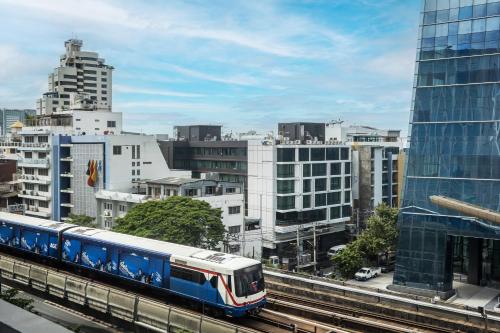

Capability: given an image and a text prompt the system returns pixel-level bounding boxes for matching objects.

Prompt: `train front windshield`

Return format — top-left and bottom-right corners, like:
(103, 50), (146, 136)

(234, 264), (264, 297)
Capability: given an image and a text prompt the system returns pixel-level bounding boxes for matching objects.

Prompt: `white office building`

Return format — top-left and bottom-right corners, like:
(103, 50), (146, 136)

(247, 139), (352, 264)
(37, 39), (113, 115)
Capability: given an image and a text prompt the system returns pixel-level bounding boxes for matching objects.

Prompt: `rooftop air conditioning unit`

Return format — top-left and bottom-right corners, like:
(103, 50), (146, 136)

(306, 140), (313, 145)
(294, 140), (301, 144)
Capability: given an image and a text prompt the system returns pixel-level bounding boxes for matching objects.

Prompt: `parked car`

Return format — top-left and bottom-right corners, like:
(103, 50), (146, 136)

(354, 267), (381, 281)
(327, 244), (346, 258)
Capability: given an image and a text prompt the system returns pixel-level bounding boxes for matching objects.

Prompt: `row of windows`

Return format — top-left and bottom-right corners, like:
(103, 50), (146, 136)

(413, 84), (500, 122)
(275, 206), (351, 226)
(174, 159), (247, 173)
(182, 147), (247, 157)
(24, 136), (48, 144)
(418, 54), (500, 86)
(278, 176), (351, 194)
(277, 162), (351, 179)
(24, 183), (49, 192)
(277, 147), (350, 162)
(423, 17), (500, 38)
(24, 199), (49, 208)
(423, 3), (500, 25)
(277, 191), (351, 210)
(23, 168), (49, 176)
(424, 0), (500, 13)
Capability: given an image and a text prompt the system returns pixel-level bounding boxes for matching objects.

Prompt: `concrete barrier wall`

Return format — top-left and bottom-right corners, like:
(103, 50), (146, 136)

(29, 266), (48, 292)
(46, 271), (66, 299)
(0, 257), (14, 280)
(0, 255), (258, 333)
(13, 262), (30, 285)
(65, 277), (87, 305)
(85, 283), (109, 313)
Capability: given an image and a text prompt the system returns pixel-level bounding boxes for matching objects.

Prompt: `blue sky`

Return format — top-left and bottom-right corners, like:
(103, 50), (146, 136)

(0, 0), (421, 135)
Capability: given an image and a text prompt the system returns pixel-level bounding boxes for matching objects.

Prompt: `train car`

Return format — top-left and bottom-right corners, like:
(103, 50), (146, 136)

(0, 212), (74, 259)
(61, 226), (266, 317)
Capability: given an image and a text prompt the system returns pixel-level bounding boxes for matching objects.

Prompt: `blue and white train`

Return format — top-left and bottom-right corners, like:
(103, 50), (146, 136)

(0, 212), (266, 317)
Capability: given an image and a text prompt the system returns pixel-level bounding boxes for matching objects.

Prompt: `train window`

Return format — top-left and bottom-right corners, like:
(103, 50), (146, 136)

(234, 264), (264, 297)
(227, 275), (232, 291)
(171, 266), (206, 284)
(210, 275), (218, 289)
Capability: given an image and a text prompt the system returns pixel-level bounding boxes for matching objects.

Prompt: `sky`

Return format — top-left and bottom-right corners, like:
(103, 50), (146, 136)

(0, 0), (421, 136)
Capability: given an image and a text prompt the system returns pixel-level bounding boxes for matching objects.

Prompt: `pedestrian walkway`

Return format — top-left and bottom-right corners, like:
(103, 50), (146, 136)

(449, 281), (500, 310)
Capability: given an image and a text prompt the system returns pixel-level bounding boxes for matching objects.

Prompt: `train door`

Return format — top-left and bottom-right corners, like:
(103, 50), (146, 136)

(203, 274), (218, 304)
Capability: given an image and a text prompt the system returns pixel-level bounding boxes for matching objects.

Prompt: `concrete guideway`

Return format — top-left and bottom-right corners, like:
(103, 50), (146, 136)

(264, 269), (500, 332)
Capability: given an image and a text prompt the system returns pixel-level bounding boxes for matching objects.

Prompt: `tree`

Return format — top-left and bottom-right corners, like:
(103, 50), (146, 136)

(332, 203), (398, 278)
(0, 288), (34, 311)
(113, 196), (225, 249)
(67, 214), (95, 227)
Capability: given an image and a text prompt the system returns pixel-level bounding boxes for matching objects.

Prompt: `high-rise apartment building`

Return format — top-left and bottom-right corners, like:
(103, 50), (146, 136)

(393, 0), (500, 296)
(37, 39), (113, 115)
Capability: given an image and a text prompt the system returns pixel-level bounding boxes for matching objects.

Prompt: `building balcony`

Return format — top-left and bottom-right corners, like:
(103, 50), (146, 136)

(18, 175), (51, 185)
(19, 190), (51, 201)
(18, 158), (50, 168)
(60, 188), (73, 193)
(60, 172), (73, 178)
(24, 207), (51, 218)
(17, 143), (51, 151)
(60, 156), (73, 162)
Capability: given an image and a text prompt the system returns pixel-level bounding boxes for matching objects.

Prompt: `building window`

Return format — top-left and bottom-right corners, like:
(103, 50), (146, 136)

(25, 168), (35, 175)
(38, 184), (49, 192)
(311, 148), (325, 161)
(331, 163), (341, 175)
(226, 187), (236, 193)
(228, 225), (241, 234)
(345, 176), (351, 188)
(38, 136), (48, 143)
(136, 170), (140, 176)
(104, 202), (113, 210)
(277, 196), (295, 210)
(299, 148), (309, 161)
(303, 179), (311, 192)
(277, 164), (294, 178)
(344, 162), (351, 174)
(119, 205), (127, 212)
(132, 162), (135, 167)
(185, 189), (197, 196)
(229, 206), (241, 215)
(277, 148), (295, 162)
(345, 191), (351, 203)
(327, 192), (341, 205)
(303, 195), (311, 209)
(132, 146), (135, 159)
(205, 186), (215, 195)
(107, 121), (116, 128)
(342, 205), (352, 218)
(38, 169), (49, 176)
(38, 152), (47, 159)
(25, 152), (32, 159)
(132, 170), (135, 176)
(24, 136), (34, 143)
(136, 145), (141, 159)
(341, 147), (349, 160)
(26, 199), (35, 206)
(312, 163), (326, 176)
(25, 183), (35, 191)
(303, 164), (311, 177)
(331, 177), (341, 190)
(315, 193), (326, 207)
(326, 148), (339, 160)
(330, 206), (341, 219)
(113, 145), (121, 155)
(315, 178), (327, 191)
(277, 180), (294, 194)
(38, 201), (49, 208)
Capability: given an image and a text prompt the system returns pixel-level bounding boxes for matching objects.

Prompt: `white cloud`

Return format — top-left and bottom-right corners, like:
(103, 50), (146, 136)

(114, 84), (204, 98)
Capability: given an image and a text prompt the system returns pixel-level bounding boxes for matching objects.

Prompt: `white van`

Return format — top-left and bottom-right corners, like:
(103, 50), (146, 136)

(327, 244), (346, 258)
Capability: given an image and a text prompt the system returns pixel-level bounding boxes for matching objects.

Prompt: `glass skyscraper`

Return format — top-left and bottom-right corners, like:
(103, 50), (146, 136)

(393, 0), (500, 295)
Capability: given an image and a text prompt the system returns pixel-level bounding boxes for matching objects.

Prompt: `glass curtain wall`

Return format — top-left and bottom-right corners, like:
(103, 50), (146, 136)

(394, 0), (500, 293)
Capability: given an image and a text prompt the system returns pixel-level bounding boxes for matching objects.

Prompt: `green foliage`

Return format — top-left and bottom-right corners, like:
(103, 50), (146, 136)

(67, 214), (95, 227)
(113, 196), (225, 249)
(0, 288), (34, 311)
(333, 203), (398, 278)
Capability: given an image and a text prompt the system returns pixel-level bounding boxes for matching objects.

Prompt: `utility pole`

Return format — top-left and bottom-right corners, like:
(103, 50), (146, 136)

(296, 226), (300, 272)
(313, 224), (317, 274)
